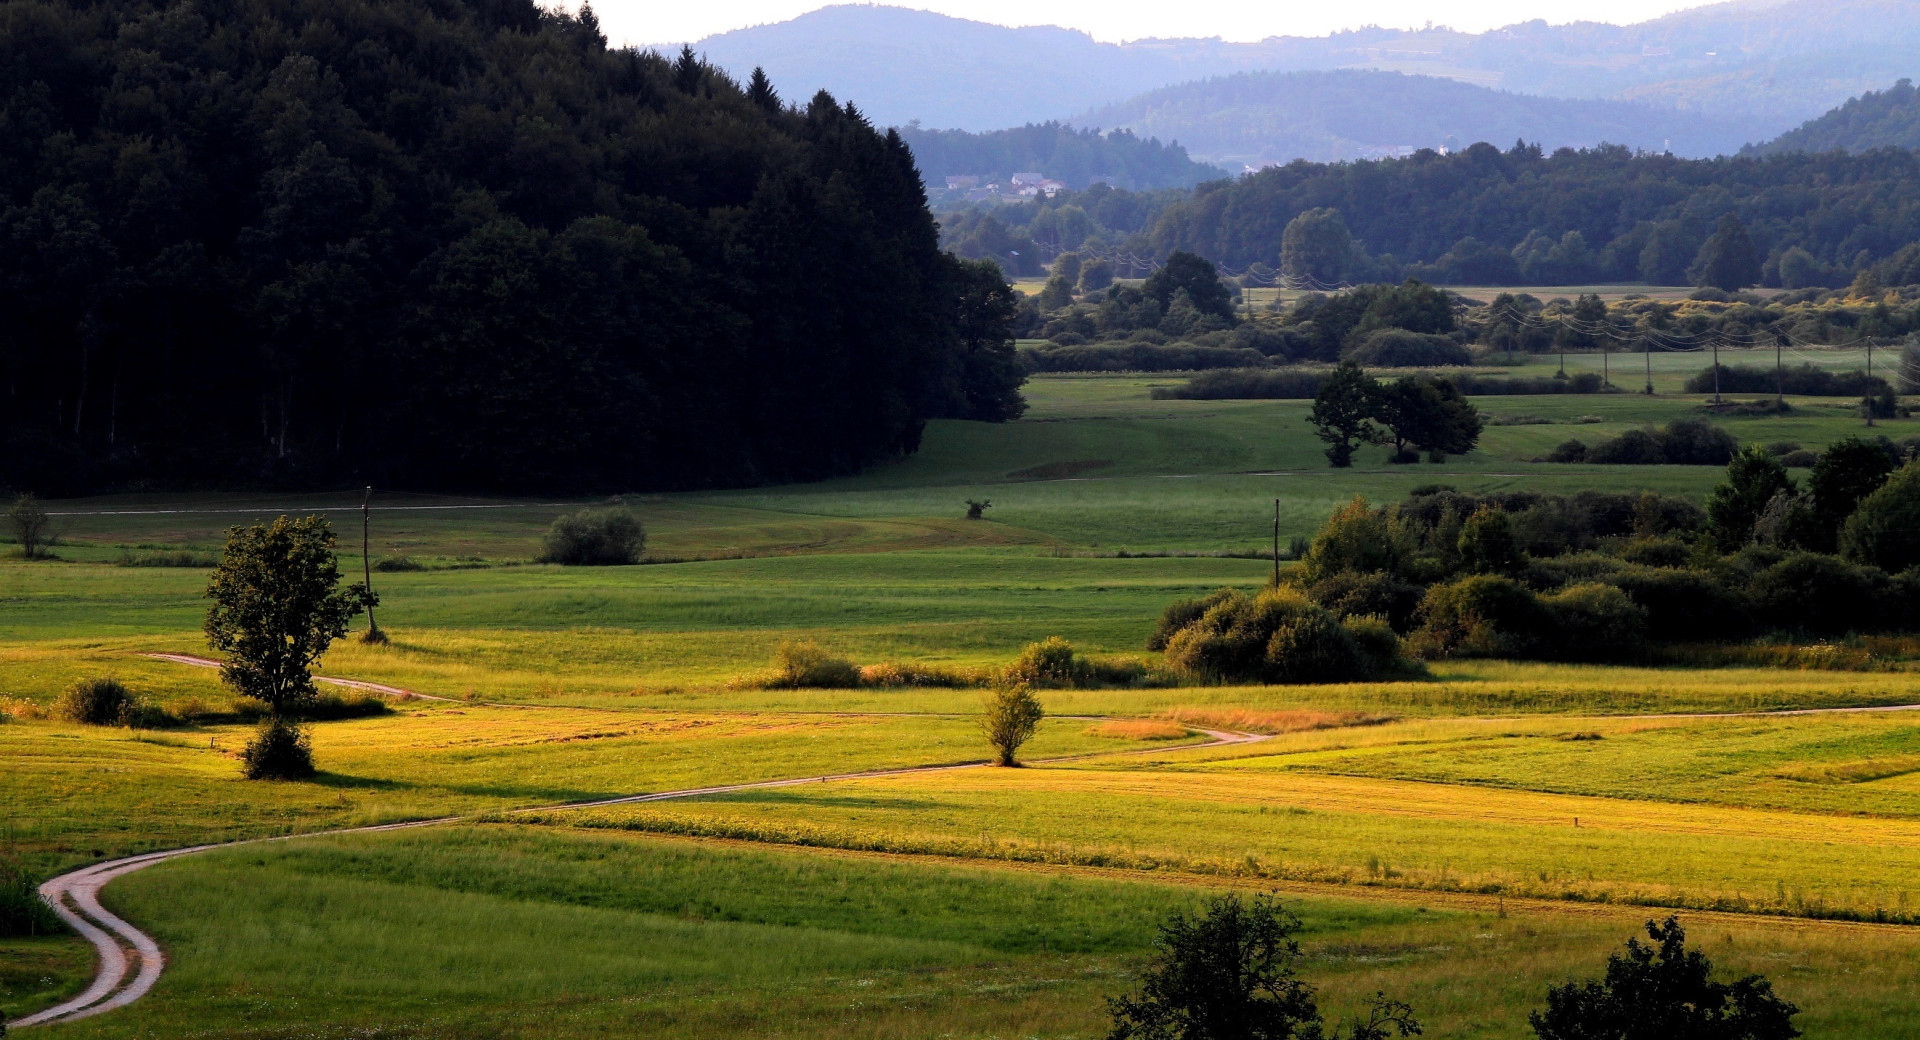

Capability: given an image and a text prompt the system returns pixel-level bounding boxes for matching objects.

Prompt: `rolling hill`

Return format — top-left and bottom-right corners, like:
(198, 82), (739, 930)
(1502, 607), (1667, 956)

(1744, 79), (1920, 156)
(1075, 69), (1775, 165)
(684, 1), (1920, 135)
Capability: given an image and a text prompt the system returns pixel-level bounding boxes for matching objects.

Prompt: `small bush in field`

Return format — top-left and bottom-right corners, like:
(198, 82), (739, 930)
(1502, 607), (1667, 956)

(296, 690), (392, 720)
(858, 661), (988, 688)
(1004, 636), (1088, 687)
(53, 677), (134, 726)
(768, 640), (862, 689)
(240, 718), (316, 780)
(537, 508), (645, 565)
(981, 683), (1044, 766)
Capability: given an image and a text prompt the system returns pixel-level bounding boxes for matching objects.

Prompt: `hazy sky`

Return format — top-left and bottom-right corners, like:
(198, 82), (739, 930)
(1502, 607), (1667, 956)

(608, 0), (1725, 47)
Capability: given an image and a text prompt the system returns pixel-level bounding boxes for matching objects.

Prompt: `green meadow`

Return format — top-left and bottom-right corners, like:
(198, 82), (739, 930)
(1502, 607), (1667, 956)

(8, 364), (1920, 1036)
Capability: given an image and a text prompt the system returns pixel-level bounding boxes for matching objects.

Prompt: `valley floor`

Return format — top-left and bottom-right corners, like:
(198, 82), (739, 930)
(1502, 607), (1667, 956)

(7, 363), (1920, 1036)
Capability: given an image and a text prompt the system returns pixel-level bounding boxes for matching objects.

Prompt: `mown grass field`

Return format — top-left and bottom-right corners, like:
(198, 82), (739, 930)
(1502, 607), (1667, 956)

(7, 364), (1920, 1035)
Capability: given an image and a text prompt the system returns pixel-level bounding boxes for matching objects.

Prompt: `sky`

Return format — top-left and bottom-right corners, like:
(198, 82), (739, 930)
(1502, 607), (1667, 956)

(604, 0), (1727, 48)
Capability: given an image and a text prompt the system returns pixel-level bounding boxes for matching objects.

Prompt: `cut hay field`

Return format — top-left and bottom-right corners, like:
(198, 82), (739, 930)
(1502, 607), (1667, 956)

(7, 368), (1920, 1036)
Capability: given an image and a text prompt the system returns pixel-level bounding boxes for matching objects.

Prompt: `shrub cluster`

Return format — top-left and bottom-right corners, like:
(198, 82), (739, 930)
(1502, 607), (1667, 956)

(1683, 363), (1890, 397)
(759, 640), (863, 689)
(1156, 587), (1420, 684)
(1150, 367), (1611, 401)
(1546, 418), (1738, 465)
(1019, 342), (1268, 373)
(1343, 328), (1472, 367)
(1161, 460), (1920, 671)
(537, 508), (645, 566)
(737, 637), (1150, 691)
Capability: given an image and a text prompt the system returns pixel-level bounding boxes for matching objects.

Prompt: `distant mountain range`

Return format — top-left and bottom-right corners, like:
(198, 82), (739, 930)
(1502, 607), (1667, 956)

(1075, 69), (1776, 166)
(1744, 79), (1920, 156)
(687, 0), (1920, 136)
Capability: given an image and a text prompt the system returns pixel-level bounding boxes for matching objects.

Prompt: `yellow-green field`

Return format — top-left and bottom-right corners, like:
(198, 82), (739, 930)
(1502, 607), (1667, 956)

(7, 368), (1920, 1037)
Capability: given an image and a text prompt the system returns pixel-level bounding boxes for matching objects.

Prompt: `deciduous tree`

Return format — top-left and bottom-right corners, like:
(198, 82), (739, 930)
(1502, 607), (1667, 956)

(1531, 917), (1799, 1040)
(1310, 361), (1384, 468)
(981, 683), (1043, 766)
(204, 516), (374, 777)
(1107, 893), (1421, 1040)
(1706, 445), (1794, 551)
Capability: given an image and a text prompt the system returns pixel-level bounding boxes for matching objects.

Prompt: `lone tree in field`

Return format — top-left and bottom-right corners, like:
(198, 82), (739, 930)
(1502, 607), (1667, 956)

(7, 494), (51, 559)
(1107, 892), (1421, 1040)
(1531, 917), (1798, 1040)
(982, 683), (1044, 766)
(205, 515), (374, 779)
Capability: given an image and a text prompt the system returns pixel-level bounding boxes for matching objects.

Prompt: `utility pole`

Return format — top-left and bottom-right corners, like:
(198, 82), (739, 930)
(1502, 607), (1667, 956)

(1866, 337), (1878, 427)
(1272, 499), (1281, 587)
(1712, 335), (1721, 405)
(1775, 331), (1785, 407)
(361, 486), (383, 643)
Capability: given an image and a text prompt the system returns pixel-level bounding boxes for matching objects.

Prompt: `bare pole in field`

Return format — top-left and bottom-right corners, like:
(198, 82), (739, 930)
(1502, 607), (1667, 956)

(1775, 330), (1785, 407)
(1712, 336), (1721, 404)
(361, 486), (380, 639)
(1272, 498), (1281, 587)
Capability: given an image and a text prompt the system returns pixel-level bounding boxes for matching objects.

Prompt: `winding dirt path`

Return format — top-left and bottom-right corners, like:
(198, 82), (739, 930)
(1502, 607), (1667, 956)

(15, 663), (1264, 1028)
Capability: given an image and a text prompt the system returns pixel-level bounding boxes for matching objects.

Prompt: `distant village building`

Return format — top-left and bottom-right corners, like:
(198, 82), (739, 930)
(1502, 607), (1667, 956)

(945, 175), (980, 191)
(1036, 179), (1067, 197)
(1009, 171), (1047, 187)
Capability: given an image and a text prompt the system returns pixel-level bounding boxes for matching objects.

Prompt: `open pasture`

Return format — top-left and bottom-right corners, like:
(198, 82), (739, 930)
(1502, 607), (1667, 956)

(30, 826), (1920, 1039)
(8, 369), (1920, 1035)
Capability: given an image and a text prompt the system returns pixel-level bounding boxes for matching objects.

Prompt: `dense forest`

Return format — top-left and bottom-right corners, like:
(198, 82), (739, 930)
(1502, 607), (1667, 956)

(896, 123), (1221, 194)
(949, 140), (1920, 288)
(0, 0), (1025, 495)
(1746, 79), (1920, 157)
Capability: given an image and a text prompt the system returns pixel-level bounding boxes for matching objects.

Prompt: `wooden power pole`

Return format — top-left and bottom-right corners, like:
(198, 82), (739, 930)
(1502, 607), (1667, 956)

(361, 486), (382, 641)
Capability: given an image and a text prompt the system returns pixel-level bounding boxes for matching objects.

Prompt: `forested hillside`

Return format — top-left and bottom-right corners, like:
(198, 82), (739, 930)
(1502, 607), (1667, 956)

(1746, 80), (1920, 157)
(897, 123), (1221, 192)
(1075, 70), (1772, 165)
(954, 144), (1920, 287)
(1151, 145), (1920, 282)
(0, 0), (1025, 495)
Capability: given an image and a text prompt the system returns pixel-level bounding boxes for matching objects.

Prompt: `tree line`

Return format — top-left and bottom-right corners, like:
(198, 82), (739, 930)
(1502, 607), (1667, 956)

(945, 142), (1920, 291)
(0, 0), (1025, 495)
